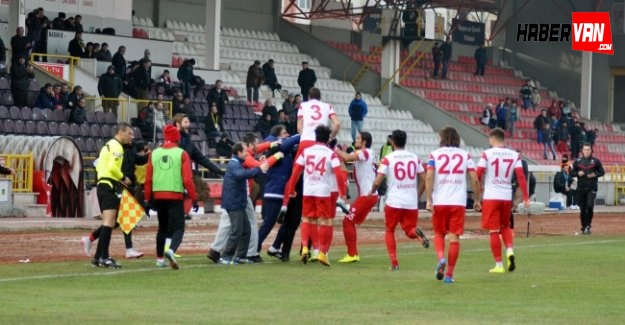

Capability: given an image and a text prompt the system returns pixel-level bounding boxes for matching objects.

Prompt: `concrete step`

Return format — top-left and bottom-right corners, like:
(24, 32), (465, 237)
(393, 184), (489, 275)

(13, 192), (39, 205)
(23, 204), (48, 218)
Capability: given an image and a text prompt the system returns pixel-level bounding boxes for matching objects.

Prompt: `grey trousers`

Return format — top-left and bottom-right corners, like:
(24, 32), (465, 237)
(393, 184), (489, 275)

(211, 197), (259, 256)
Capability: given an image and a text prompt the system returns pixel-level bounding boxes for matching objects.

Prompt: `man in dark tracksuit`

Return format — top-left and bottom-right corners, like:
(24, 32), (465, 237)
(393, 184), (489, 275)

(571, 143), (604, 234)
(219, 143), (267, 264)
(297, 61), (316, 101)
(257, 127), (300, 258)
(145, 125), (197, 269)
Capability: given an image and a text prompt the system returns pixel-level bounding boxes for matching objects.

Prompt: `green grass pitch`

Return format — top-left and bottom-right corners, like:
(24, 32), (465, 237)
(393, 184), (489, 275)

(0, 236), (623, 324)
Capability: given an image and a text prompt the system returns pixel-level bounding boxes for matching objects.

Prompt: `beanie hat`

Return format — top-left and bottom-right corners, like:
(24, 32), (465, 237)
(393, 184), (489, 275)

(163, 125), (180, 143)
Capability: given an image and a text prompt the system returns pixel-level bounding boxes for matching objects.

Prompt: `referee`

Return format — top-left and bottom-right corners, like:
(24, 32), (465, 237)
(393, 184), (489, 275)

(93, 123), (134, 268)
(571, 143), (604, 235)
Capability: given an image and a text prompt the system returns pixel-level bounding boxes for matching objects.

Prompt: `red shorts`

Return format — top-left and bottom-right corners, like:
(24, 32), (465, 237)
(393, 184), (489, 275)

(295, 140), (316, 160)
(330, 192), (339, 218)
(303, 195), (334, 219)
(432, 205), (466, 236)
(348, 195), (378, 225)
(481, 200), (513, 230)
(384, 205), (418, 232)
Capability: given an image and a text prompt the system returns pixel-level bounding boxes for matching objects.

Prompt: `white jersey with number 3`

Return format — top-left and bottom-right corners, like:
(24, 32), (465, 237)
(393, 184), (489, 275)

(377, 150), (424, 209)
(477, 147), (522, 200)
(297, 99), (336, 142)
(295, 144), (340, 197)
(354, 148), (376, 196)
(427, 147), (475, 206)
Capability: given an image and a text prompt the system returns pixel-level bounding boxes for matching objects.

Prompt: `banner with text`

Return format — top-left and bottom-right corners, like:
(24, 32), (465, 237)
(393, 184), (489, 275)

(451, 19), (485, 46)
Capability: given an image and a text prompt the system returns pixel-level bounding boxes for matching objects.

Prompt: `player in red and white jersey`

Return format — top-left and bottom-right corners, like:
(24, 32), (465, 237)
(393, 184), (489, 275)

(334, 131), (379, 263)
(285, 125), (346, 266)
(425, 126), (482, 283)
(476, 128), (530, 274)
(368, 130), (429, 271)
(295, 87), (341, 159)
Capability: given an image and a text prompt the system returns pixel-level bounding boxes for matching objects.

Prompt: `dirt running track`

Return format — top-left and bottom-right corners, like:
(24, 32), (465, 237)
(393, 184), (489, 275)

(1, 211), (623, 265)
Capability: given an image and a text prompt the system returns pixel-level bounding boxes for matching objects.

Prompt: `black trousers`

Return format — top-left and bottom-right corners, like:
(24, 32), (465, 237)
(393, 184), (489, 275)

(270, 192), (303, 259)
(257, 198), (282, 253)
(301, 87), (311, 101)
(475, 63), (485, 76)
(155, 199), (185, 258)
(576, 190), (596, 230)
(222, 209), (250, 259)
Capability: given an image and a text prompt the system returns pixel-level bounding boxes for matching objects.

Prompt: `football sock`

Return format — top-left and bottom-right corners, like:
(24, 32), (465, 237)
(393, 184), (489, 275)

(500, 227), (514, 249)
(90, 226), (101, 242)
(489, 232), (502, 263)
(342, 217), (358, 256)
(406, 228), (417, 239)
(300, 222), (310, 247)
(170, 228), (185, 252)
(385, 229), (398, 265)
(156, 230), (166, 258)
(434, 235), (445, 260)
(310, 223), (319, 249)
(98, 226), (113, 259)
(319, 225), (333, 253)
(123, 231), (133, 249)
(447, 241), (460, 277)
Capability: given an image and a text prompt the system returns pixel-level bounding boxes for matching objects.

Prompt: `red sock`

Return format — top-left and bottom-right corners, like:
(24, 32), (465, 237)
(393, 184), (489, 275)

(406, 228), (417, 239)
(446, 241), (460, 277)
(300, 222), (310, 247)
(319, 225), (333, 253)
(489, 232), (502, 263)
(310, 222), (319, 249)
(342, 218), (358, 256)
(500, 227), (514, 249)
(434, 235), (445, 260)
(89, 233), (96, 242)
(385, 229), (398, 265)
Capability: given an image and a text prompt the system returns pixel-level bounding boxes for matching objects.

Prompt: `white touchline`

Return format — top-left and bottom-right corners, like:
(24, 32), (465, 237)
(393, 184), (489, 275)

(0, 239), (621, 283)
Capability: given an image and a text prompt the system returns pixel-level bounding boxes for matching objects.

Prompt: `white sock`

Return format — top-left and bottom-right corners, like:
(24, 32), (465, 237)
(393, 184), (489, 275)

(165, 238), (172, 248)
(157, 258), (164, 263)
(506, 248), (514, 255)
(312, 249), (319, 256)
(268, 246), (280, 253)
(496, 261), (503, 267)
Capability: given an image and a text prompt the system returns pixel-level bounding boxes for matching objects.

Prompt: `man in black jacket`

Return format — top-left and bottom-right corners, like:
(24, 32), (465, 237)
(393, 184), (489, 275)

(206, 80), (229, 116)
(10, 57), (34, 107)
(173, 113), (224, 178)
(297, 61), (316, 101)
(571, 143), (604, 234)
(10, 27), (31, 63)
(553, 164), (573, 208)
(67, 31), (85, 58)
(98, 65), (123, 115)
(262, 59), (281, 97)
(112, 46), (126, 79)
(439, 37), (452, 79)
(133, 59), (151, 99)
(474, 44), (487, 76)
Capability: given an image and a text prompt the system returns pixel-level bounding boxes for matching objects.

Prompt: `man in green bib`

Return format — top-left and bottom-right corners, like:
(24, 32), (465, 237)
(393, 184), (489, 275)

(145, 125), (197, 269)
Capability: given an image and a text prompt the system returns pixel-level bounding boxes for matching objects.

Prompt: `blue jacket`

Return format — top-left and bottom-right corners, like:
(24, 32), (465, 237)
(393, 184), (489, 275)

(221, 156), (261, 211)
(263, 134), (300, 201)
(348, 99), (368, 121)
(35, 88), (54, 109)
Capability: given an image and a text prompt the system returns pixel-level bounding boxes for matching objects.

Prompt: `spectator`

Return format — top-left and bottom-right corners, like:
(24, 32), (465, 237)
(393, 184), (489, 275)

(481, 103), (494, 127)
(9, 57), (34, 107)
(561, 100), (572, 119)
(508, 101), (518, 136)
(139, 102), (157, 140)
(254, 113), (275, 138)
(216, 134), (234, 157)
(98, 65), (123, 115)
(554, 164), (574, 209)
(52, 12), (66, 30)
(519, 79), (533, 110)
(474, 44), (487, 76)
(35, 83), (55, 109)
(297, 61), (316, 101)
(547, 100), (560, 119)
(95, 42), (112, 61)
(205, 103), (224, 138)
(133, 59), (151, 99)
(158, 69), (174, 95)
(83, 42), (96, 58)
(495, 100), (507, 130)
(181, 96), (194, 121)
(440, 37), (452, 79)
(570, 121), (583, 158)
(67, 31), (84, 58)
(586, 128), (598, 148)
(74, 15), (84, 32)
(154, 102), (166, 131)
(112, 46), (126, 78)
(10, 27), (31, 63)
(531, 87), (541, 110)
(541, 123), (557, 160)
(170, 94), (193, 121)
(64, 16), (75, 31)
(172, 91), (185, 115)
(431, 42), (441, 78)
(93, 43), (101, 54)
(0, 36), (5, 65)
(51, 84), (64, 110)
(549, 115), (560, 141)
(261, 98), (278, 122)
(177, 58), (195, 98)
(25, 8), (45, 59)
(246, 60), (264, 104)
(206, 80), (229, 116)
(69, 98), (87, 124)
(59, 83), (70, 108)
(533, 109), (549, 143)
(277, 109), (296, 136)
(557, 121), (570, 154)
(282, 93), (297, 121)
(348, 92), (368, 142)
(66, 85), (84, 110)
(262, 59), (281, 97)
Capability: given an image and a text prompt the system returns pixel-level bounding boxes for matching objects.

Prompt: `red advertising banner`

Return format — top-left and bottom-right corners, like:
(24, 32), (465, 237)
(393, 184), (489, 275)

(36, 63), (65, 79)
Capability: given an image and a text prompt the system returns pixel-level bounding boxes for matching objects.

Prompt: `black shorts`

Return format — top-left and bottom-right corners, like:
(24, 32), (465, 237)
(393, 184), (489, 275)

(97, 183), (120, 211)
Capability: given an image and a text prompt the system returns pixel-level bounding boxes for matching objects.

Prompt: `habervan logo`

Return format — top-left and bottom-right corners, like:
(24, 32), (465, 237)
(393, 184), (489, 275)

(516, 12), (614, 55)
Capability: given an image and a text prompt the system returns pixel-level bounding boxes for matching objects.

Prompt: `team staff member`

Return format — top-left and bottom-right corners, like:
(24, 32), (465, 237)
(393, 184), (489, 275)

(145, 125), (197, 270)
(93, 123), (134, 268)
(368, 130), (429, 271)
(334, 131), (378, 263)
(426, 126), (481, 283)
(571, 143), (604, 235)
